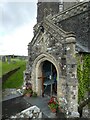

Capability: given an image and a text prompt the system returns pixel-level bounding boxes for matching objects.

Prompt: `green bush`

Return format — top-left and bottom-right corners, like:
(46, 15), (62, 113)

(24, 88), (33, 95)
(77, 53), (90, 103)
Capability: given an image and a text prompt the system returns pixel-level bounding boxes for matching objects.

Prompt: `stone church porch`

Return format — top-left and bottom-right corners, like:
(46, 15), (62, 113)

(24, 30), (79, 117)
(23, 2), (83, 116)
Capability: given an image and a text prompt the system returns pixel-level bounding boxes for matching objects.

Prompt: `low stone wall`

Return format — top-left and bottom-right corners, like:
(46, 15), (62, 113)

(10, 106), (42, 119)
(2, 67), (20, 82)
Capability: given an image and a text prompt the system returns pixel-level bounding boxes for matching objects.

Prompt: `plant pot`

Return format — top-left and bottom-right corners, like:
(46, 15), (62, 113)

(50, 108), (56, 113)
(25, 93), (32, 97)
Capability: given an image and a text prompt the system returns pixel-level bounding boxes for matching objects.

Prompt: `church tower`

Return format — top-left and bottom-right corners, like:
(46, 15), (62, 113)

(63, 1), (79, 10)
(37, 1), (79, 23)
(37, 1), (59, 23)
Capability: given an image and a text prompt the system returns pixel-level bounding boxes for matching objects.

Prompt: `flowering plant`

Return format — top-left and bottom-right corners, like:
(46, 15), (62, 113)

(23, 82), (33, 97)
(48, 96), (59, 110)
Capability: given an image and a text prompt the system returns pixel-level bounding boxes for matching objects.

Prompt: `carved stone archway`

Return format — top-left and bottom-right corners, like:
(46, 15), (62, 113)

(31, 53), (62, 98)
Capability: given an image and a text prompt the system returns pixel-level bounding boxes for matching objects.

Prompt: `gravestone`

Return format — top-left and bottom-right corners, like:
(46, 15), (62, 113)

(7, 56), (11, 64)
(2, 56), (6, 62)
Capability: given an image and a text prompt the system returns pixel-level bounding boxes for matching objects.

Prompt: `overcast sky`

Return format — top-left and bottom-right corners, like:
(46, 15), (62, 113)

(0, 1), (37, 56)
(0, 0), (85, 56)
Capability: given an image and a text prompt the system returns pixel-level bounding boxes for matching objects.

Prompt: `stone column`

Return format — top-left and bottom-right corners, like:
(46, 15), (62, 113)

(65, 33), (79, 117)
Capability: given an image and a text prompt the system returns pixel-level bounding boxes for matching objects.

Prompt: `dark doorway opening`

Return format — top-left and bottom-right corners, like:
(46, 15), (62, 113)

(42, 60), (57, 96)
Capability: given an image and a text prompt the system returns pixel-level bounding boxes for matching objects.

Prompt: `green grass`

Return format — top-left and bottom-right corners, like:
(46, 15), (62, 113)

(1, 59), (25, 76)
(2, 58), (26, 89)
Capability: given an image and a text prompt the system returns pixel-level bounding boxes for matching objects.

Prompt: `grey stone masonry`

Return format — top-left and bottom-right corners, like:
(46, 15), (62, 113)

(65, 33), (79, 117)
(23, 1), (90, 118)
(49, 2), (90, 52)
(24, 17), (79, 117)
(37, 2), (59, 23)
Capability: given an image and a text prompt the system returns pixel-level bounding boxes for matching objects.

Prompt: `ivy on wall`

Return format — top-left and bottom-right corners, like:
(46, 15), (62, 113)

(77, 53), (90, 103)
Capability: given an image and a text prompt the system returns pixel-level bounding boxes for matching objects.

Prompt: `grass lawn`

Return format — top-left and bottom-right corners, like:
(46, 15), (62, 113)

(2, 58), (26, 89)
(0, 58), (24, 77)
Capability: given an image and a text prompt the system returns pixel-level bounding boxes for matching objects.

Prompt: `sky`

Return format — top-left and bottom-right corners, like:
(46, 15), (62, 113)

(0, 1), (37, 56)
(0, 0), (85, 56)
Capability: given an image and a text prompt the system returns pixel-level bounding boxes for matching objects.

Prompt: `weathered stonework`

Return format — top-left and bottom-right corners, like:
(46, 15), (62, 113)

(49, 2), (90, 52)
(24, 22), (79, 117)
(24, 1), (90, 118)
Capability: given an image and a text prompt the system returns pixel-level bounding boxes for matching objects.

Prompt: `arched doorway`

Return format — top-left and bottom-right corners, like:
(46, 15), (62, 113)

(31, 53), (61, 97)
(41, 60), (57, 96)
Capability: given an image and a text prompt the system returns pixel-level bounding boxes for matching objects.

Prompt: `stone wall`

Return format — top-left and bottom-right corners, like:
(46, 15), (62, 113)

(2, 67), (20, 82)
(51, 2), (90, 52)
(59, 10), (89, 52)
(23, 2), (90, 117)
(24, 28), (79, 117)
(37, 2), (59, 23)
(63, 2), (78, 10)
